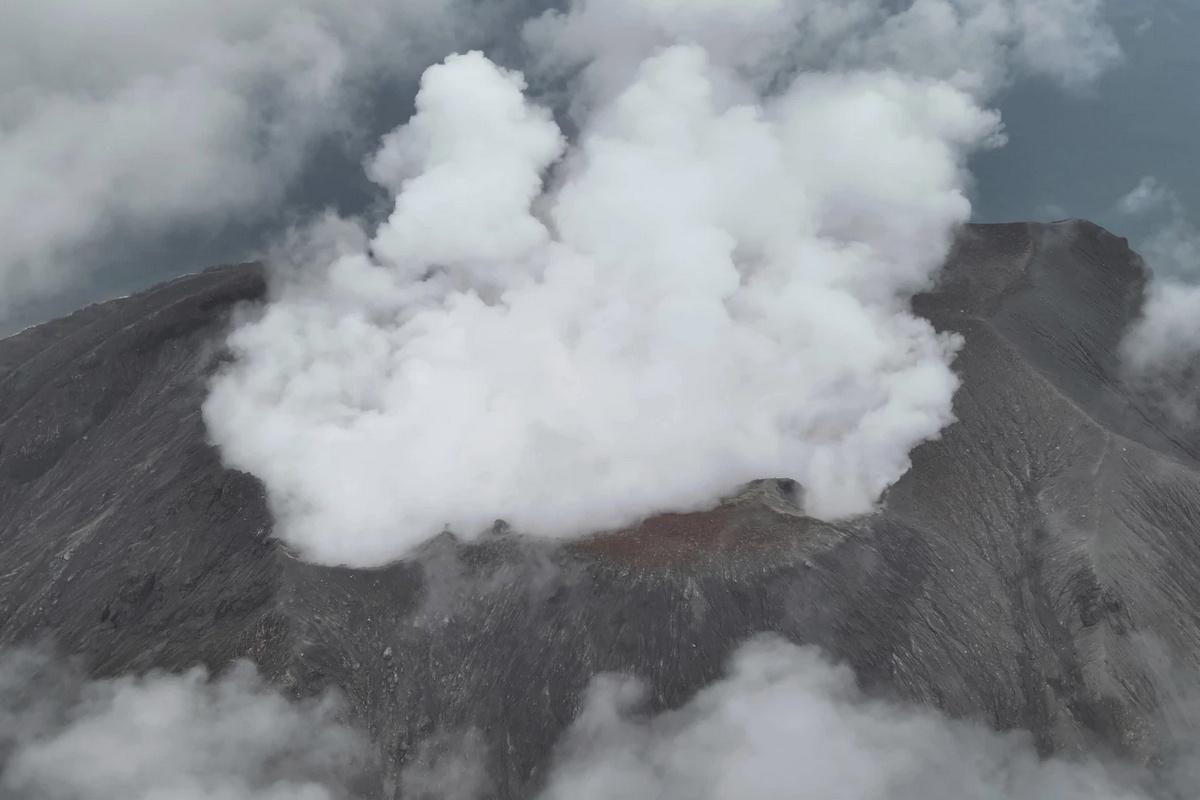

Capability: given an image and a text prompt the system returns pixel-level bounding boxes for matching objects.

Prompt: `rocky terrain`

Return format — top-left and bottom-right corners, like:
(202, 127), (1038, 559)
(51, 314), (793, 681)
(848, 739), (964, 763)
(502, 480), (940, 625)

(2, 220), (1198, 796)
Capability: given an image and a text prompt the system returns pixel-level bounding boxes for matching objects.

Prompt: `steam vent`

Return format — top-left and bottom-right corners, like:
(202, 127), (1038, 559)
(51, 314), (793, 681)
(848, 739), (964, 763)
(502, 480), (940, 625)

(3, 220), (1200, 796)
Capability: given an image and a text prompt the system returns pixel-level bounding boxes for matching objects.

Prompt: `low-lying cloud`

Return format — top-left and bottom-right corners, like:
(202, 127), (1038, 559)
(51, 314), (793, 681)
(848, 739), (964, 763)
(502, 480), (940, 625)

(536, 636), (1153, 800)
(0, 646), (371, 800)
(1115, 176), (1200, 422)
(5, 637), (1174, 800)
(204, 0), (1119, 567)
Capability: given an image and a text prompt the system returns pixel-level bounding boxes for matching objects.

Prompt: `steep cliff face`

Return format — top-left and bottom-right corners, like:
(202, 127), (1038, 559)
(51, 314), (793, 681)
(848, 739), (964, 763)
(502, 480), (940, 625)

(1, 221), (1197, 795)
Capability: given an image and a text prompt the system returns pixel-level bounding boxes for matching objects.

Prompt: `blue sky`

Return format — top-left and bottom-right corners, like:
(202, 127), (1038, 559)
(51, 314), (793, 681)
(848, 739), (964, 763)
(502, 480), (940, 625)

(973, 0), (1200, 244)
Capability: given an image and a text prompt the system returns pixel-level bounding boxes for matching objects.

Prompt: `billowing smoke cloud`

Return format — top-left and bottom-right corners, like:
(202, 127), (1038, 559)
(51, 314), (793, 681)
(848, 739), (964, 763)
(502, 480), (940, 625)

(204, 0), (1119, 567)
(1115, 176), (1200, 422)
(0, 0), (529, 315)
(0, 646), (371, 800)
(205, 49), (990, 565)
(535, 636), (1153, 800)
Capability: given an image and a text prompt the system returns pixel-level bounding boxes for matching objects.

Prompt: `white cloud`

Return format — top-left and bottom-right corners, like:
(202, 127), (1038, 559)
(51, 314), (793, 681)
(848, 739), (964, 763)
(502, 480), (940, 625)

(1119, 176), (1173, 217)
(3, 638), (1172, 800)
(1116, 176), (1200, 420)
(0, 0), (511, 313)
(525, 0), (1122, 107)
(835, 0), (1120, 95)
(1126, 281), (1200, 373)
(1008, 0), (1122, 90)
(537, 636), (1149, 800)
(0, 646), (369, 800)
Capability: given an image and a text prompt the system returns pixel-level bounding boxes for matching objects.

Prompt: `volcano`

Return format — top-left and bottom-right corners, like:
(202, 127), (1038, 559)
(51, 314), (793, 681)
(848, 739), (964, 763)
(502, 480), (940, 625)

(1, 220), (1198, 795)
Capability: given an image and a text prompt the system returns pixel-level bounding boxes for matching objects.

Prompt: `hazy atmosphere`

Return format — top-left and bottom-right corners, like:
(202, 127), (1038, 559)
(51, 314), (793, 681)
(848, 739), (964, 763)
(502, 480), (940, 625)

(3, 0), (1198, 334)
(3, 1), (1200, 799)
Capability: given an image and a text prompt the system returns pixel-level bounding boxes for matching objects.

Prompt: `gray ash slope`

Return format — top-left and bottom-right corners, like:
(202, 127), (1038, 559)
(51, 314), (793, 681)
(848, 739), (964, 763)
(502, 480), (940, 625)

(2, 220), (1200, 794)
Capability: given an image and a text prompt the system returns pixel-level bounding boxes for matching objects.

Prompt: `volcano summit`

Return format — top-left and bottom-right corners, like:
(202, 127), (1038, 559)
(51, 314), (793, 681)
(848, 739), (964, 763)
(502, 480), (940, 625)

(1, 220), (1199, 797)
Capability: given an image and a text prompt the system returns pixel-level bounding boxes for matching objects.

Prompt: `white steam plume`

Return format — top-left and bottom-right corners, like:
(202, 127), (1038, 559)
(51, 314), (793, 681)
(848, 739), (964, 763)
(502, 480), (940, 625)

(205, 0), (1118, 567)
(535, 636), (1151, 800)
(0, 647), (370, 800)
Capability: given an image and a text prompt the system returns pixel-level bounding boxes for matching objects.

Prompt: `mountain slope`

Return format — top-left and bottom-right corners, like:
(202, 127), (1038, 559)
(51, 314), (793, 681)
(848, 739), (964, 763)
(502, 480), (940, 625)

(1, 221), (1197, 794)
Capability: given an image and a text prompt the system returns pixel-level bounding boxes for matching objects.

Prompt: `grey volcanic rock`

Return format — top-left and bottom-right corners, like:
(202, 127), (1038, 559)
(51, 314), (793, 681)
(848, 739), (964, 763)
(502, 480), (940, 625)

(2, 221), (1199, 795)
